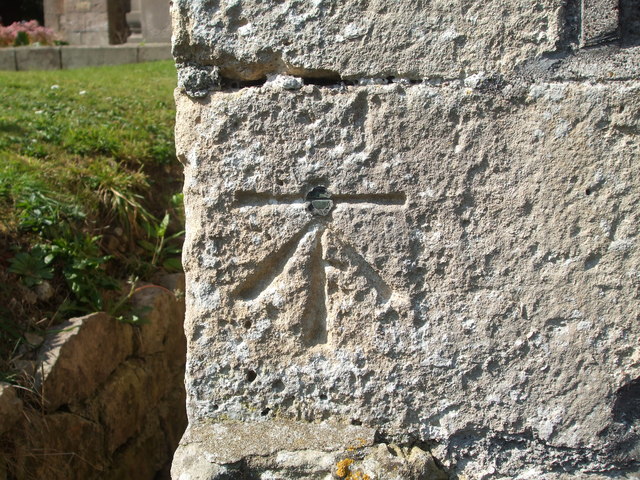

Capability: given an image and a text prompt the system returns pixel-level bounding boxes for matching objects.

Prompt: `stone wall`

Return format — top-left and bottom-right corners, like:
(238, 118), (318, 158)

(43, 0), (118, 46)
(0, 44), (171, 71)
(171, 1), (640, 479)
(139, 0), (171, 44)
(43, 0), (171, 45)
(0, 275), (186, 480)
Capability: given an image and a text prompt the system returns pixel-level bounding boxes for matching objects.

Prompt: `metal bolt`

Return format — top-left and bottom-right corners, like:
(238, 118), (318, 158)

(306, 186), (333, 216)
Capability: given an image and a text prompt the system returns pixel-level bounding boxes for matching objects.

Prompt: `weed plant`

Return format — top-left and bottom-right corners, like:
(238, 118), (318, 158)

(0, 61), (183, 377)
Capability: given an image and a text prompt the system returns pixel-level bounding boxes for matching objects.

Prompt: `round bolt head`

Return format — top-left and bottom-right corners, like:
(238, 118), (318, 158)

(306, 186), (334, 216)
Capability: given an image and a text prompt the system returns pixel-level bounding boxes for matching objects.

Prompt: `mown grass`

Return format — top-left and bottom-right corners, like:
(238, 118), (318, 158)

(0, 61), (183, 378)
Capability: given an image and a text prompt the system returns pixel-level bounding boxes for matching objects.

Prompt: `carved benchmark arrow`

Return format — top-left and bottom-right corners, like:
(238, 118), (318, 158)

(233, 186), (405, 345)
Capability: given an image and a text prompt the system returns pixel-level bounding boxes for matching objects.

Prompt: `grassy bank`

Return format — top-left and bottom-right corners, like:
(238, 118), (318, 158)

(0, 61), (182, 379)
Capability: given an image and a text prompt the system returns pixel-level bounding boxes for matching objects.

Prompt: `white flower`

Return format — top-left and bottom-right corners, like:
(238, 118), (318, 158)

(79, 90), (87, 95)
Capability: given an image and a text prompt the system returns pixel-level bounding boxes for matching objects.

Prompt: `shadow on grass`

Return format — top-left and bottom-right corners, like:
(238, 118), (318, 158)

(0, 119), (27, 136)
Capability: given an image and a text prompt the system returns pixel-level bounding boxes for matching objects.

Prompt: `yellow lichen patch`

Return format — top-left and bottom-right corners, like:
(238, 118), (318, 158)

(347, 438), (369, 452)
(336, 458), (354, 477)
(335, 458), (371, 480)
(349, 471), (371, 480)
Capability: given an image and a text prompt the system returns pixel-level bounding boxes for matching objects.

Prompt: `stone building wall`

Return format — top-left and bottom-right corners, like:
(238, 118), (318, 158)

(0, 275), (186, 479)
(43, 0), (170, 45)
(43, 0), (123, 46)
(171, 1), (640, 479)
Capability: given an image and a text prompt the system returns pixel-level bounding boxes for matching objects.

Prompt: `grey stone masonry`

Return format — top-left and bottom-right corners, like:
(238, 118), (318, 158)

(60, 44), (137, 69)
(0, 44), (172, 71)
(15, 47), (61, 70)
(140, 0), (172, 43)
(0, 49), (17, 71)
(171, 0), (640, 479)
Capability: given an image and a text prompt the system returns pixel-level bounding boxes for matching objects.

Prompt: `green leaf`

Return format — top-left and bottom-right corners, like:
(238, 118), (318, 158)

(8, 250), (54, 287)
(165, 230), (185, 241)
(138, 239), (156, 252)
(14, 31), (30, 47)
(162, 257), (183, 272)
(157, 212), (170, 238)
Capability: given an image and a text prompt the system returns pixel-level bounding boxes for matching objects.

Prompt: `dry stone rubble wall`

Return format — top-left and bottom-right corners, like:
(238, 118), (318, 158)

(0, 275), (187, 480)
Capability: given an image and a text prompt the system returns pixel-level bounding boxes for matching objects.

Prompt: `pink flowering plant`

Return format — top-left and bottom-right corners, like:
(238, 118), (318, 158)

(0, 21), (58, 47)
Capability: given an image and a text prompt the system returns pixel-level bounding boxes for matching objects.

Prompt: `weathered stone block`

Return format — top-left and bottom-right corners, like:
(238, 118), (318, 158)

(174, 79), (640, 478)
(35, 312), (134, 411)
(171, 0), (561, 81)
(581, 0), (620, 46)
(96, 360), (148, 453)
(137, 43), (172, 63)
(0, 383), (22, 435)
(23, 411), (107, 479)
(140, 0), (172, 43)
(173, 421), (376, 479)
(0, 49), (16, 71)
(61, 45), (137, 68)
(15, 47), (61, 70)
(132, 285), (183, 356)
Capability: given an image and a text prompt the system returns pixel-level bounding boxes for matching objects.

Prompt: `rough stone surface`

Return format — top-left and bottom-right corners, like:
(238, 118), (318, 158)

(15, 47), (61, 70)
(172, 1), (640, 479)
(133, 284), (185, 356)
(35, 312), (133, 411)
(137, 42), (173, 63)
(0, 49), (16, 71)
(171, 0), (561, 81)
(60, 45), (138, 69)
(581, 0), (619, 46)
(173, 431), (448, 480)
(0, 383), (22, 435)
(140, 0), (172, 43)
(181, 420), (375, 465)
(175, 79), (640, 480)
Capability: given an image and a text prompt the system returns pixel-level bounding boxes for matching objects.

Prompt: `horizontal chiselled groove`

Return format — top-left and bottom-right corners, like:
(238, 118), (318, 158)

(234, 191), (303, 208)
(332, 192), (407, 206)
(218, 75), (426, 91)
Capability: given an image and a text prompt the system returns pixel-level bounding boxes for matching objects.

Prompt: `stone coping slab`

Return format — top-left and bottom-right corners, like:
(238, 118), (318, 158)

(0, 48), (17, 70)
(16, 46), (61, 70)
(61, 45), (138, 69)
(178, 420), (376, 465)
(0, 43), (172, 71)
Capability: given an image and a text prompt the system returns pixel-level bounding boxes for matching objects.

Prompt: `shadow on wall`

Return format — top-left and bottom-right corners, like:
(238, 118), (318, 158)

(560, 0), (640, 49)
(108, 0), (131, 44)
(621, 0), (640, 47)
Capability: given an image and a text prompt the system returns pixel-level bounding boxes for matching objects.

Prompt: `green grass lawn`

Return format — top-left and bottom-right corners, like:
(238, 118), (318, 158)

(0, 61), (182, 378)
